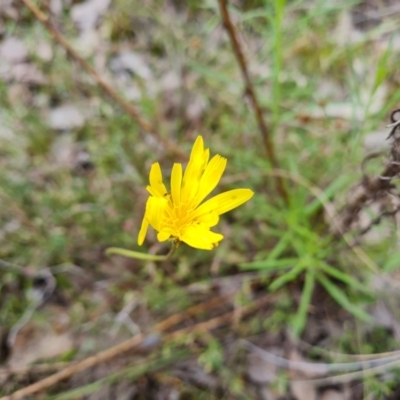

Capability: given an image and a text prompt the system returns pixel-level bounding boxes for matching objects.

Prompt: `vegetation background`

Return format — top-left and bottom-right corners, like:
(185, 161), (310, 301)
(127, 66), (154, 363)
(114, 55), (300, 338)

(1, 0), (400, 399)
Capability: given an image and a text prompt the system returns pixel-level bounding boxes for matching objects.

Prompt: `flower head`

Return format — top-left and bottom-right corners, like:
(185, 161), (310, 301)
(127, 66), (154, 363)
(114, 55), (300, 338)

(138, 136), (254, 250)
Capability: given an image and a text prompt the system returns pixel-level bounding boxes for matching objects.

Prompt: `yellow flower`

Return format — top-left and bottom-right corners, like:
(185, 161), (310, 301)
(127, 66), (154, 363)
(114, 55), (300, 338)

(138, 136), (254, 250)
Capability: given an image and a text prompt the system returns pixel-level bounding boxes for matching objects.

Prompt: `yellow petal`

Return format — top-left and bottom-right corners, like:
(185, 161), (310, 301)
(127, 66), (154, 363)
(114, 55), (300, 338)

(181, 136), (204, 203)
(194, 188), (254, 217)
(197, 211), (219, 227)
(181, 224), (224, 250)
(138, 213), (149, 245)
(190, 136), (204, 160)
(157, 229), (172, 242)
(170, 163), (182, 205)
(149, 162), (167, 197)
(193, 155), (227, 207)
(147, 196), (168, 232)
(146, 185), (160, 197)
(202, 148), (210, 170)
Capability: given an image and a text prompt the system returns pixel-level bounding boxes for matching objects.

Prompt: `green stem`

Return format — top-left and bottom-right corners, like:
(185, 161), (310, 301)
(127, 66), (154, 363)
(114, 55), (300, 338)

(106, 243), (177, 261)
(292, 269), (315, 337)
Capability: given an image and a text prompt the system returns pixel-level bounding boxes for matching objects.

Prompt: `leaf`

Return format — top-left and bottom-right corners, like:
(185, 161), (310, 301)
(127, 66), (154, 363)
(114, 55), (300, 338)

(292, 270), (315, 337)
(318, 262), (371, 294)
(242, 9), (269, 22)
(383, 250), (400, 272)
(268, 232), (292, 259)
(269, 263), (305, 291)
(372, 38), (392, 93)
(240, 232), (293, 270)
(240, 257), (298, 271)
(188, 61), (239, 85)
(317, 274), (373, 323)
(305, 175), (352, 215)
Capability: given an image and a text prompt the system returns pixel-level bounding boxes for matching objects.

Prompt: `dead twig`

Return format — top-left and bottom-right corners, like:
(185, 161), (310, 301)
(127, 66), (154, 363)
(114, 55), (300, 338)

(357, 204), (400, 236)
(0, 362), (71, 378)
(1, 292), (273, 400)
(338, 109), (400, 232)
(244, 340), (400, 386)
(217, 0), (288, 204)
(21, 0), (186, 160)
(0, 334), (147, 400)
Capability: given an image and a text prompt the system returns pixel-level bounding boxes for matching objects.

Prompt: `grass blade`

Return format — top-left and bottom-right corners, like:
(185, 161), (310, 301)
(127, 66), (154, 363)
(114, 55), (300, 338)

(269, 263), (305, 291)
(240, 257), (298, 271)
(292, 270), (315, 337)
(318, 262), (371, 295)
(317, 274), (373, 323)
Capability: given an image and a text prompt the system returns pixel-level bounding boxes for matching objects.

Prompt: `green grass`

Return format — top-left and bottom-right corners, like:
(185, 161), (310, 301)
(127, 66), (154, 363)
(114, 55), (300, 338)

(1, 0), (400, 398)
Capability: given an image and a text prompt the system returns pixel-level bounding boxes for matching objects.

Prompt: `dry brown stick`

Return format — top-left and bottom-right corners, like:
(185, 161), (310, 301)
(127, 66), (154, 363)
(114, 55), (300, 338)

(0, 334), (146, 400)
(0, 362), (71, 377)
(0, 294), (233, 399)
(21, 0), (186, 160)
(338, 135), (400, 232)
(157, 292), (235, 332)
(166, 293), (272, 340)
(0, 293), (271, 400)
(338, 164), (398, 231)
(217, 0), (288, 204)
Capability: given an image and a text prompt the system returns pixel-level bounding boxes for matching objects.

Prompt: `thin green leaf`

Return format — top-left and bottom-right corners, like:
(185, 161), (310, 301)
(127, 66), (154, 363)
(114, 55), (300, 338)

(240, 232), (293, 270)
(267, 232), (292, 259)
(188, 61), (239, 85)
(305, 175), (352, 215)
(241, 9), (268, 22)
(240, 257), (298, 271)
(292, 270), (315, 337)
(383, 250), (400, 272)
(373, 37), (392, 93)
(269, 263), (305, 291)
(317, 274), (373, 323)
(318, 262), (371, 294)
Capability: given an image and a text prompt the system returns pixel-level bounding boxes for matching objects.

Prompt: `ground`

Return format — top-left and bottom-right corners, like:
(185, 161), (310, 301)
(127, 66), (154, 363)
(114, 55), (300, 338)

(1, 0), (400, 399)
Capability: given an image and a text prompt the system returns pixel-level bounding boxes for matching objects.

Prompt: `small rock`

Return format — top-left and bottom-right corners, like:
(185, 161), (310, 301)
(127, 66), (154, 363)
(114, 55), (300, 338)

(333, 11), (363, 46)
(8, 321), (74, 368)
(185, 94), (206, 123)
(73, 29), (100, 58)
(320, 389), (346, 400)
(12, 63), (46, 84)
(364, 130), (390, 152)
(36, 41), (53, 62)
(247, 350), (279, 384)
(260, 387), (280, 400)
(7, 83), (32, 106)
(50, 0), (63, 16)
(48, 104), (85, 131)
(162, 71), (180, 92)
(290, 380), (317, 400)
(0, 37), (28, 64)
(0, 0), (18, 20)
(371, 301), (394, 329)
(110, 51), (152, 80)
(122, 83), (142, 101)
(71, 0), (111, 32)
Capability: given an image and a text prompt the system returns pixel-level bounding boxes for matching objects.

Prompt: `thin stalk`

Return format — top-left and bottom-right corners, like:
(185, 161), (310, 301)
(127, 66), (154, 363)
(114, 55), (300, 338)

(217, 0), (288, 204)
(106, 243), (177, 261)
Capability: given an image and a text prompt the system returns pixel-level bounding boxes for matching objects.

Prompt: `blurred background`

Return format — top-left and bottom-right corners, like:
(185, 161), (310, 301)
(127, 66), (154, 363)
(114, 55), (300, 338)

(1, 0), (400, 399)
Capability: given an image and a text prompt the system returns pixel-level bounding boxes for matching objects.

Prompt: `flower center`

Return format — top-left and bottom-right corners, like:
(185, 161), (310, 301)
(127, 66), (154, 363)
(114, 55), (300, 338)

(162, 199), (197, 236)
